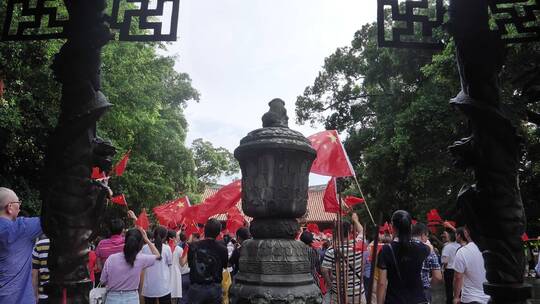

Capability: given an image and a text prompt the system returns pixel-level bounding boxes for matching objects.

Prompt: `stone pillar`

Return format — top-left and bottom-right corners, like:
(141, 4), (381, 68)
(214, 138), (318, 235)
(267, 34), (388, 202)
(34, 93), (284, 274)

(447, 0), (531, 303)
(230, 98), (321, 304)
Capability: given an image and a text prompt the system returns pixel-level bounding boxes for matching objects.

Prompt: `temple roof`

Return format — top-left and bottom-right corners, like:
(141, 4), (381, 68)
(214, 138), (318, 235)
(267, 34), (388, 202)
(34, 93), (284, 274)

(205, 184), (335, 223)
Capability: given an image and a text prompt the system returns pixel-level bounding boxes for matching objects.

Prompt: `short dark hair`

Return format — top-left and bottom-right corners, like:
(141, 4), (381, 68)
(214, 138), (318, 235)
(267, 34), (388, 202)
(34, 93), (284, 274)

(109, 219), (124, 235)
(300, 231), (314, 245)
(446, 229), (456, 242)
(179, 232), (187, 242)
(236, 227), (250, 242)
(412, 223), (429, 237)
(204, 219), (222, 239)
(456, 227), (466, 241)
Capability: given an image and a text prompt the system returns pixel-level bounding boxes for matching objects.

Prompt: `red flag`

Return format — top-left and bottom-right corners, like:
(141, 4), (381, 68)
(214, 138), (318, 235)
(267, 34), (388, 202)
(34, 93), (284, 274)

(379, 222), (392, 234)
(323, 228), (333, 237)
(344, 195), (364, 207)
(111, 194), (127, 206)
(323, 178), (340, 213)
(113, 150), (131, 176)
(226, 206), (244, 235)
(308, 130), (355, 177)
(522, 233), (530, 241)
(189, 180), (242, 223)
(427, 209), (443, 222)
(136, 209), (150, 230)
(411, 219), (418, 225)
(91, 167), (107, 180)
(153, 196), (190, 226)
(184, 222), (202, 238)
(307, 223), (320, 234)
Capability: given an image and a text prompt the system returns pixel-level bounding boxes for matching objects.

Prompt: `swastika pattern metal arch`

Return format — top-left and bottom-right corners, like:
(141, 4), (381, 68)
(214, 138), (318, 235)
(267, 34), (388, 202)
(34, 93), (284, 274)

(377, 0), (446, 49)
(489, 0), (540, 44)
(378, 0), (540, 49)
(1, 0), (180, 41)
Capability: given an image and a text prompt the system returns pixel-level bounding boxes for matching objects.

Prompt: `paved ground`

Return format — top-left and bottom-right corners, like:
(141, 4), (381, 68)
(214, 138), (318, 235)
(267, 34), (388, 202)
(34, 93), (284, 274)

(431, 282), (446, 303)
(431, 278), (540, 304)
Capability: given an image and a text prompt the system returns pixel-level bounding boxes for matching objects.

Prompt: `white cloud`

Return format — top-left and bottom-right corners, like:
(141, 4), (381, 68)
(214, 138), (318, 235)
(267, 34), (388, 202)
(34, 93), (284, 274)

(166, 0), (377, 185)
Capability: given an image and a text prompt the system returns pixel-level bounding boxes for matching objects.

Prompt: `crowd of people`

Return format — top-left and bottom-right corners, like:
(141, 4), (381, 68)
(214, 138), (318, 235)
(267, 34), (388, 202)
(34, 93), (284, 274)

(0, 186), (525, 304)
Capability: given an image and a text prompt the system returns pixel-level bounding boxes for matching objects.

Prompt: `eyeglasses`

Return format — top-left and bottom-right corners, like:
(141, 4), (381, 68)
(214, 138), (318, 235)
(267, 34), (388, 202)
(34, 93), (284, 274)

(9, 201), (22, 206)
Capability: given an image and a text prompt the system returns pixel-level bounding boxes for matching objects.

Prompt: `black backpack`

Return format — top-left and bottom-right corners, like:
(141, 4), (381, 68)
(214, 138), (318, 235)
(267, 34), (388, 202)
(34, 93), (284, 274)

(192, 247), (220, 284)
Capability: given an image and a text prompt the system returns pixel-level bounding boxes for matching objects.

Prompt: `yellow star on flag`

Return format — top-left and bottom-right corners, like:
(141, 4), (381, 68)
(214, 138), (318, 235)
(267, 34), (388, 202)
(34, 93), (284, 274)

(327, 133), (337, 143)
(178, 202), (184, 208)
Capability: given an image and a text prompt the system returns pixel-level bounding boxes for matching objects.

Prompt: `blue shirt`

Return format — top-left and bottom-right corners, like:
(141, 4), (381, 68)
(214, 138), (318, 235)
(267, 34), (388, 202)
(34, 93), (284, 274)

(421, 250), (441, 288)
(0, 217), (42, 303)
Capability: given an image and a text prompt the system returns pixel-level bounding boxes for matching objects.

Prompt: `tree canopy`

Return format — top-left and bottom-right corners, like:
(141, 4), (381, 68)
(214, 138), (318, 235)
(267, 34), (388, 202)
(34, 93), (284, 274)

(296, 22), (540, 233)
(0, 9), (239, 216)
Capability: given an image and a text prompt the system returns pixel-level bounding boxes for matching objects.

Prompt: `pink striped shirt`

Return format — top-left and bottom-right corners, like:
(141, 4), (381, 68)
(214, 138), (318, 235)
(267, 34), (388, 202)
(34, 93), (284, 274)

(96, 234), (125, 265)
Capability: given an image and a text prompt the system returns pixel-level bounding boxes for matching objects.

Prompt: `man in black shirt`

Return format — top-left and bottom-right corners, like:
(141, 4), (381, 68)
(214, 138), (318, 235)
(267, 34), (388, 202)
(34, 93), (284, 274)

(187, 219), (229, 304)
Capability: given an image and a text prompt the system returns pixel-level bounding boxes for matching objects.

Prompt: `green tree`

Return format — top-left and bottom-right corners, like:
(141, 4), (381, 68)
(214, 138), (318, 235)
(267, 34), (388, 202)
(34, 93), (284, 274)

(191, 138), (239, 184)
(297, 22), (540, 226)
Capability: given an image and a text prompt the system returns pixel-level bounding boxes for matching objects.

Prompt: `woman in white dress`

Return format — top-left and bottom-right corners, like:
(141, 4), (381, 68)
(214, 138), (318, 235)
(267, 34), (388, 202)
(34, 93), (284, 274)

(141, 226), (172, 304)
(170, 230), (183, 303)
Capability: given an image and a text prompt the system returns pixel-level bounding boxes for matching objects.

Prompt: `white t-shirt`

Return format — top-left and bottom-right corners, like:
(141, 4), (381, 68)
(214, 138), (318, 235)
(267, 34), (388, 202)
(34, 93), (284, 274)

(141, 244), (172, 297)
(441, 242), (461, 270)
(453, 242), (490, 304)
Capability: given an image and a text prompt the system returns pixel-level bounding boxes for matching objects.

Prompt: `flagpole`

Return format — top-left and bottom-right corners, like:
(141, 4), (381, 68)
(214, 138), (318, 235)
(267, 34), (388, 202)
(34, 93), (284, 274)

(353, 176), (375, 227)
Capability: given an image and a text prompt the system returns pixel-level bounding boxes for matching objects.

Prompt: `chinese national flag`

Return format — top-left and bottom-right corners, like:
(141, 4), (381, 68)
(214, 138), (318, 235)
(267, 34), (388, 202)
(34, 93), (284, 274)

(323, 178), (340, 213)
(136, 209), (150, 230)
(522, 233), (529, 241)
(111, 194), (127, 206)
(113, 150), (131, 176)
(91, 167), (107, 180)
(226, 206), (245, 235)
(190, 180), (242, 223)
(184, 222), (202, 238)
(308, 130), (355, 177)
(153, 196), (190, 226)
(344, 195), (364, 207)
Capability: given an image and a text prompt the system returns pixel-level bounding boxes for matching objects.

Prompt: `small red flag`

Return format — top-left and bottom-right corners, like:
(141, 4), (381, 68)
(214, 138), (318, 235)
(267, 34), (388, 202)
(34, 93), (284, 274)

(522, 233), (530, 241)
(184, 222), (202, 238)
(226, 206), (245, 235)
(379, 222), (392, 234)
(427, 209), (443, 222)
(136, 209), (150, 230)
(308, 130), (355, 177)
(323, 178), (340, 213)
(344, 195), (364, 207)
(323, 228), (333, 237)
(91, 167), (107, 180)
(307, 223), (320, 234)
(111, 194), (127, 206)
(114, 150), (131, 176)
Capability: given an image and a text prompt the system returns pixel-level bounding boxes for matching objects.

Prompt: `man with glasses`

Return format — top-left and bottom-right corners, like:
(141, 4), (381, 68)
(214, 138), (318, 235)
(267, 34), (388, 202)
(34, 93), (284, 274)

(0, 187), (42, 303)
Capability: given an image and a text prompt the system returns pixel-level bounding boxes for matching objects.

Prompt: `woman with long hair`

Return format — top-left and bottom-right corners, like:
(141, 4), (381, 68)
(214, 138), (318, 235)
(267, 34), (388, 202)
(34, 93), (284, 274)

(141, 225), (173, 304)
(100, 226), (161, 304)
(376, 210), (430, 304)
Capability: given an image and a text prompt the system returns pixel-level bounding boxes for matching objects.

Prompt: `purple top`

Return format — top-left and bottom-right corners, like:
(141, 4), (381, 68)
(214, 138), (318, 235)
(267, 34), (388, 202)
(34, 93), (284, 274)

(96, 234), (125, 264)
(101, 252), (156, 291)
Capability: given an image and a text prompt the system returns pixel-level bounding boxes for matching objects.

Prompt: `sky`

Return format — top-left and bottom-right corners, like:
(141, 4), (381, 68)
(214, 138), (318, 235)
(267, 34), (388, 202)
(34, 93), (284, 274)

(164, 0), (377, 185)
